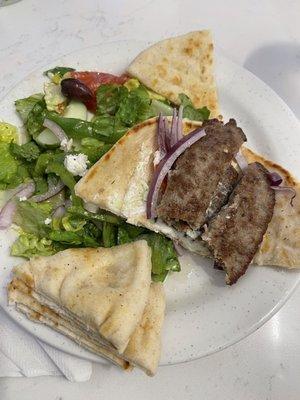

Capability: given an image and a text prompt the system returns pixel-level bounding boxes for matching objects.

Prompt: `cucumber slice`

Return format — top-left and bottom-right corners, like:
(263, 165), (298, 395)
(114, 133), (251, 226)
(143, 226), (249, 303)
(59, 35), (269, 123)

(35, 128), (60, 148)
(150, 99), (173, 116)
(64, 100), (87, 120)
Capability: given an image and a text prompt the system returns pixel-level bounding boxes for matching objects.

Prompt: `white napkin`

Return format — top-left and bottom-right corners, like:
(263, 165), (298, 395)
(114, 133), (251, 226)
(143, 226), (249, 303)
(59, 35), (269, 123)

(0, 308), (92, 381)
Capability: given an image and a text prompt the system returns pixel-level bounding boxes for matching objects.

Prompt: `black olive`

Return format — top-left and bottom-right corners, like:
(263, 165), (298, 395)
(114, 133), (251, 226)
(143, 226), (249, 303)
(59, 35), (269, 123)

(61, 78), (93, 103)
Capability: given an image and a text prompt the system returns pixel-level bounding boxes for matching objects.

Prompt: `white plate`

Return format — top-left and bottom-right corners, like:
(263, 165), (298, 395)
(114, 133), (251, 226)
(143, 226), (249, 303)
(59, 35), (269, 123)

(0, 40), (299, 366)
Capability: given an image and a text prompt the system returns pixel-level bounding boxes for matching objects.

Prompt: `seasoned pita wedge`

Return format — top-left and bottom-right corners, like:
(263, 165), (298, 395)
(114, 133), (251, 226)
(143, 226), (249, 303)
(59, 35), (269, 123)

(242, 147), (300, 269)
(11, 241), (152, 354)
(8, 277), (165, 375)
(75, 117), (210, 256)
(127, 30), (219, 117)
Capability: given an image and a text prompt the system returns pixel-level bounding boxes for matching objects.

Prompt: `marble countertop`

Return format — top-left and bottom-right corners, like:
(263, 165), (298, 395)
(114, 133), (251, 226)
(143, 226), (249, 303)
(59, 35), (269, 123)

(0, 1), (299, 399)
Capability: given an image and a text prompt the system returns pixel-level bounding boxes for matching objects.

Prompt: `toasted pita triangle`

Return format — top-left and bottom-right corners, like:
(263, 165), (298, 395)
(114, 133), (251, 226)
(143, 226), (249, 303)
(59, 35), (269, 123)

(12, 241), (152, 354)
(8, 277), (165, 375)
(127, 30), (219, 117)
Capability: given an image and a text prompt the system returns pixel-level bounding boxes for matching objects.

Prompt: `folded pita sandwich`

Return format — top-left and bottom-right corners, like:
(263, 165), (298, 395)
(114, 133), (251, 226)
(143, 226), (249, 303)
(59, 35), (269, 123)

(8, 241), (166, 376)
(75, 116), (300, 284)
(127, 30), (219, 118)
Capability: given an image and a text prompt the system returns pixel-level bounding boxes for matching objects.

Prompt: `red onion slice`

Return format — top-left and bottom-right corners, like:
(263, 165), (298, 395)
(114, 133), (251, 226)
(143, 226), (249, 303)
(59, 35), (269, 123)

(268, 172), (283, 186)
(235, 151), (248, 171)
(147, 127), (206, 219)
(170, 108), (178, 148)
(52, 205), (66, 219)
(157, 113), (167, 158)
(31, 180), (65, 202)
(43, 118), (68, 144)
(0, 182), (35, 230)
(176, 105), (183, 142)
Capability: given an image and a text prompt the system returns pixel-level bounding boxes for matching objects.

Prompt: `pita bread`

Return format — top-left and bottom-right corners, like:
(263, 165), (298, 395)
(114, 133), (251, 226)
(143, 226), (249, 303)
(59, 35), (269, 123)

(123, 282), (165, 376)
(242, 147), (300, 269)
(12, 241), (152, 354)
(8, 278), (130, 369)
(75, 117), (210, 256)
(8, 277), (165, 375)
(127, 31), (219, 118)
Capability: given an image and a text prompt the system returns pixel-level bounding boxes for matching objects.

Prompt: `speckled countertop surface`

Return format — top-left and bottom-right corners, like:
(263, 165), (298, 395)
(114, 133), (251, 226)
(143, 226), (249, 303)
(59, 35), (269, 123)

(0, 1), (300, 399)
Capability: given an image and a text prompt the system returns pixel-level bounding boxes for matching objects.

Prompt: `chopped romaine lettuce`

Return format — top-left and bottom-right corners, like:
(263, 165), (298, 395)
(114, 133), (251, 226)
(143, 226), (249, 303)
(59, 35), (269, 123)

(10, 141), (40, 162)
(102, 222), (117, 247)
(44, 82), (67, 114)
(11, 233), (56, 258)
(0, 122), (18, 143)
(26, 99), (48, 138)
(179, 93), (210, 121)
(15, 94), (44, 123)
(138, 232), (181, 281)
(0, 142), (21, 189)
(44, 66), (75, 84)
(13, 201), (53, 236)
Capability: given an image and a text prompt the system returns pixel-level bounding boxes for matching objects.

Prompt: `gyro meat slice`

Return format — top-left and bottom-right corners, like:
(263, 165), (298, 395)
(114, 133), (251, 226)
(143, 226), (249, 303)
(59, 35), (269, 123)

(156, 119), (246, 230)
(202, 162), (275, 284)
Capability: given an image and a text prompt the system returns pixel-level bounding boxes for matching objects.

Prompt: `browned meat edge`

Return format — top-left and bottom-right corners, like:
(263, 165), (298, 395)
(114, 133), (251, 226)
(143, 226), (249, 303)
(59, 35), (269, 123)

(202, 162), (275, 285)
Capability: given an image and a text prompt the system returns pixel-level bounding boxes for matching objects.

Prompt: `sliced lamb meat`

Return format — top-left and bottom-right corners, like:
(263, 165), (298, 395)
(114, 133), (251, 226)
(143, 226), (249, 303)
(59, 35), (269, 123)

(156, 119), (246, 230)
(202, 162), (275, 285)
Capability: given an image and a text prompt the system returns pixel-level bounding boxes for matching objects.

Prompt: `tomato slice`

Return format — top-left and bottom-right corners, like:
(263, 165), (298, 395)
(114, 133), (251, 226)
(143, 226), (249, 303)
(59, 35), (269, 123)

(69, 71), (128, 94)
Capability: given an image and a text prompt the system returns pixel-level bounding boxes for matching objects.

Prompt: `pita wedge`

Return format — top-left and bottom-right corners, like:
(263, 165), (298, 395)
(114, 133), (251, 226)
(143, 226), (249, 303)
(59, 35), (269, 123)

(127, 30), (219, 118)
(75, 117), (210, 256)
(8, 241), (166, 375)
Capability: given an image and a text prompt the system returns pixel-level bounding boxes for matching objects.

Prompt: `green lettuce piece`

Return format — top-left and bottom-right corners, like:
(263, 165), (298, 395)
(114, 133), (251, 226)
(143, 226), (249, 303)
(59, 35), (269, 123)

(179, 94), (210, 121)
(0, 142), (21, 189)
(44, 66), (75, 81)
(10, 141), (40, 162)
(49, 225), (99, 248)
(102, 222), (117, 248)
(15, 94), (44, 123)
(96, 84), (155, 127)
(13, 201), (53, 236)
(138, 232), (181, 282)
(26, 99), (48, 138)
(34, 151), (64, 176)
(0, 122), (18, 143)
(116, 85), (154, 126)
(11, 233), (56, 258)
(96, 84), (128, 115)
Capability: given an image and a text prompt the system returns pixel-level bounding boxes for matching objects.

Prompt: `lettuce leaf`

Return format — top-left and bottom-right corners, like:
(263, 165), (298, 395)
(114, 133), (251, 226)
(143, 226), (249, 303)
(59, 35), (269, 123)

(138, 232), (181, 281)
(10, 141), (40, 162)
(179, 93), (210, 121)
(13, 201), (53, 236)
(0, 122), (18, 143)
(0, 142), (21, 189)
(11, 233), (56, 258)
(15, 94), (44, 123)
(26, 99), (48, 138)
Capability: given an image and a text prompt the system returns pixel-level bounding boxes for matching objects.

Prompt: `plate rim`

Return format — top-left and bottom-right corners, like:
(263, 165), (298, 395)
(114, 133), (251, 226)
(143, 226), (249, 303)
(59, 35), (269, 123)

(0, 39), (299, 365)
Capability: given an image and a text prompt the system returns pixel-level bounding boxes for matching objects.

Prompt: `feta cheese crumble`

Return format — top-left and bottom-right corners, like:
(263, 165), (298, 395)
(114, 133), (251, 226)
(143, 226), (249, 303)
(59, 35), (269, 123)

(64, 153), (89, 177)
(19, 196), (27, 202)
(60, 138), (73, 152)
(44, 218), (52, 225)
